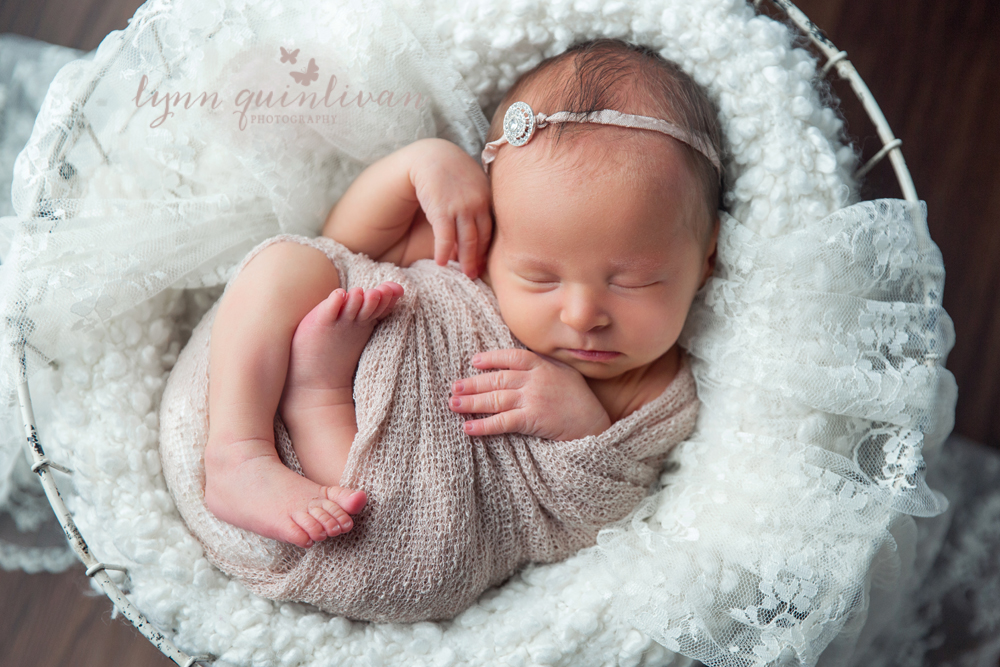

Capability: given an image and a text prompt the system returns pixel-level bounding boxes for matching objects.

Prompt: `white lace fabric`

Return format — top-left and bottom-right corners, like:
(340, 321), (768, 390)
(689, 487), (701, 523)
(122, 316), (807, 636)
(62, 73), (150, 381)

(0, 0), (959, 665)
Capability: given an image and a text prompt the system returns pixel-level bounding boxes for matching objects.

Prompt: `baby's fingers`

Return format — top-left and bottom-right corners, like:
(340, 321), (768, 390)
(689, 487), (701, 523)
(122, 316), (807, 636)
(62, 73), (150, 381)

(475, 210), (492, 272)
(449, 389), (521, 414)
(451, 370), (524, 395)
(456, 214), (480, 278)
(432, 219), (456, 267)
(471, 349), (539, 371)
(462, 410), (526, 437)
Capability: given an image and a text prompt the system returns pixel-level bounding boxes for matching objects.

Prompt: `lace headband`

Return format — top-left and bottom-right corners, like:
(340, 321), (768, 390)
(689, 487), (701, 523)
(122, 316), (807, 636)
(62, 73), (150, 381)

(481, 101), (722, 175)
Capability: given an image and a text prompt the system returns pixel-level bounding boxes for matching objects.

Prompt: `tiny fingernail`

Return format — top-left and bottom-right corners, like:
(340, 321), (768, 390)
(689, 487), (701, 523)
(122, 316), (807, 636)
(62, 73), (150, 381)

(450, 397), (461, 408)
(464, 422), (473, 433)
(453, 381), (464, 392)
(472, 354), (481, 364)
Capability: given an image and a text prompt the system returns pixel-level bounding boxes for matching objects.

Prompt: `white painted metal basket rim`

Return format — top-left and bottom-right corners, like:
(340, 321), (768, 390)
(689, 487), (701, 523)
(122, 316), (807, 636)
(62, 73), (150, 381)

(15, 1), (917, 665)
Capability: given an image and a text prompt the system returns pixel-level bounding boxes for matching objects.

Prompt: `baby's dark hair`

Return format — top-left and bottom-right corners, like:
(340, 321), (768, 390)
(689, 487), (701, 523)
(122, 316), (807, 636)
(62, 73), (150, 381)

(488, 39), (724, 236)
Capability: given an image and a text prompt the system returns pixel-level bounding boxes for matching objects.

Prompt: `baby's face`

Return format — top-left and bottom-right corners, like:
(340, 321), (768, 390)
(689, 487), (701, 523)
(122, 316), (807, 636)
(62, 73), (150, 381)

(484, 132), (717, 381)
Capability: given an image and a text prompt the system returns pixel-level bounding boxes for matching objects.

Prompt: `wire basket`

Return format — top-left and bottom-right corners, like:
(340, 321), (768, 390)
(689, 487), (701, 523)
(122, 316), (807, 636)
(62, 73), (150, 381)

(13, 1), (922, 665)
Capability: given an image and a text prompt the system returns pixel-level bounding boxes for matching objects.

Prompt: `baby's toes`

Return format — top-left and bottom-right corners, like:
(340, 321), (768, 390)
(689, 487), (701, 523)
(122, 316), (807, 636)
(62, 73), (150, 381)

(328, 502), (355, 534)
(371, 282), (404, 320)
(316, 289), (347, 324)
(324, 486), (367, 514)
(380, 281), (404, 299)
(279, 518), (315, 549)
(290, 509), (329, 546)
(337, 287), (365, 321)
(308, 501), (347, 537)
(297, 289), (345, 333)
(355, 288), (385, 321)
(320, 287), (347, 323)
(319, 499), (355, 535)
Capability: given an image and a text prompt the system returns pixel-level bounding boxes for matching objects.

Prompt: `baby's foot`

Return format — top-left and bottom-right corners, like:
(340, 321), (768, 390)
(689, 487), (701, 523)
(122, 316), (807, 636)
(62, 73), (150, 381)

(282, 282), (404, 411)
(205, 443), (368, 548)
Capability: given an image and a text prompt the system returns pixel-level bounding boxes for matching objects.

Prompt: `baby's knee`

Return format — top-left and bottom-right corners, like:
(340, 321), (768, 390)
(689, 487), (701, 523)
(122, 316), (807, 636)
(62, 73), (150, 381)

(247, 240), (341, 291)
(226, 240), (340, 319)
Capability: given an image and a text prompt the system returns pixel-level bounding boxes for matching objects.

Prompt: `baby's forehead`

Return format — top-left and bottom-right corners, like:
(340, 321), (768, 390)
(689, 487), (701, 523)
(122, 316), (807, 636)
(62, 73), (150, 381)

(488, 128), (711, 253)
(491, 127), (689, 195)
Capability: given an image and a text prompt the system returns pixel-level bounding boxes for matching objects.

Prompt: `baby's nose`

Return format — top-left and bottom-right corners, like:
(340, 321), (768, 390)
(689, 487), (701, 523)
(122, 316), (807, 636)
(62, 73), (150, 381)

(560, 288), (610, 332)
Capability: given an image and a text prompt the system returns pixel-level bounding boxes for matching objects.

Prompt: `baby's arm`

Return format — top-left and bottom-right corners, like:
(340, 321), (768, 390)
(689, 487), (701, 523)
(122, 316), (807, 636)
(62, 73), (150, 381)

(448, 350), (613, 441)
(323, 138), (493, 278)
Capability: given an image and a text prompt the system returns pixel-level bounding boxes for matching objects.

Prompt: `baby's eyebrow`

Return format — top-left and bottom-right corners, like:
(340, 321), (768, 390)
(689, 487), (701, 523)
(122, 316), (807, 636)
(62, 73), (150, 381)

(598, 255), (674, 276)
(608, 257), (666, 272)
(506, 253), (555, 269)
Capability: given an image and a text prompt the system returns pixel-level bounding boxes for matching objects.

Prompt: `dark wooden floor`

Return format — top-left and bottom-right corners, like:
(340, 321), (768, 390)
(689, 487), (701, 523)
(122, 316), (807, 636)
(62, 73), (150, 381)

(1, 0), (998, 665)
(0, 567), (174, 665)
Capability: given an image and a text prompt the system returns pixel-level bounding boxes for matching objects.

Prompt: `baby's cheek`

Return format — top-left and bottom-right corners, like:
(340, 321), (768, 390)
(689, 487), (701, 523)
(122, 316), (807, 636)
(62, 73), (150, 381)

(629, 305), (685, 352)
(493, 288), (533, 341)
(493, 277), (546, 329)
(504, 305), (543, 348)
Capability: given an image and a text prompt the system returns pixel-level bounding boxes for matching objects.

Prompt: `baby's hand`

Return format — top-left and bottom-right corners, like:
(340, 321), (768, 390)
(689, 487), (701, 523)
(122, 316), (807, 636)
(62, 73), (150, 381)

(409, 138), (493, 278)
(449, 349), (612, 441)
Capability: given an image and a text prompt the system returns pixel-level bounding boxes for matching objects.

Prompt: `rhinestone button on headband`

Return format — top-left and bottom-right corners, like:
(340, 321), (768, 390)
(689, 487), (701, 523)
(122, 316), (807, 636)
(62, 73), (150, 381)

(503, 101), (536, 147)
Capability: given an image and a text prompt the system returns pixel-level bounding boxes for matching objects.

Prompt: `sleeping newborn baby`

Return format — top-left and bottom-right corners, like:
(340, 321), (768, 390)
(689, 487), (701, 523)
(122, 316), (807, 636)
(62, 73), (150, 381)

(160, 38), (723, 622)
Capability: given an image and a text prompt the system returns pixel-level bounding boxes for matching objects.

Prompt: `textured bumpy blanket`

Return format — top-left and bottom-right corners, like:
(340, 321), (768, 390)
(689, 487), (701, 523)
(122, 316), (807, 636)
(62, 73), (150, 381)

(159, 234), (699, 623)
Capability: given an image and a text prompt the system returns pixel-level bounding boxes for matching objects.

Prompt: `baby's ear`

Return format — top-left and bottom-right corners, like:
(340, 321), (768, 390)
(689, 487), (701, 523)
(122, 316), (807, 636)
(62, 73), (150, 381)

(700, 214), (720, 288)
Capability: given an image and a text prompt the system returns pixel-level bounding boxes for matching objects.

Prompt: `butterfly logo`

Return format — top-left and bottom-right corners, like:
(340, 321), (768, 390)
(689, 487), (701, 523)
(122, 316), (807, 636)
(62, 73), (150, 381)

(290, 58), (319, 86)
(280, 47), (299, 64)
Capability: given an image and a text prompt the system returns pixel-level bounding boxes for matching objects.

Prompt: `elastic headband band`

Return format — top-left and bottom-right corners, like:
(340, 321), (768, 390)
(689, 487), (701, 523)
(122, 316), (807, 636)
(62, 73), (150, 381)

(481, 101), (722, 175)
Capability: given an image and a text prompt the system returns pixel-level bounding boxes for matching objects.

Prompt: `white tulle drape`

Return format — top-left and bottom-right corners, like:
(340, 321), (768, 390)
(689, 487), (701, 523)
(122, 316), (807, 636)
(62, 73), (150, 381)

(0, 34), (89, 573)
(0, 0), (488, 396)
(0, 0), (963, 665)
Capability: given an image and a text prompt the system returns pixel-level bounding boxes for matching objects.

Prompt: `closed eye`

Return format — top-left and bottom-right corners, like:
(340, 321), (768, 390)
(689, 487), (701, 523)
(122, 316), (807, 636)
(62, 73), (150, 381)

(516, 273), (559, 285)
(610, 281), (660, 290)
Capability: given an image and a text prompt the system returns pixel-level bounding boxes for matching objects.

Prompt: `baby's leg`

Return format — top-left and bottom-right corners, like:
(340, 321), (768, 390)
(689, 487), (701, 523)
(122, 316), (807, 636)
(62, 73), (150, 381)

(205, 241), (367, 549)
(280, 282), (404, 487)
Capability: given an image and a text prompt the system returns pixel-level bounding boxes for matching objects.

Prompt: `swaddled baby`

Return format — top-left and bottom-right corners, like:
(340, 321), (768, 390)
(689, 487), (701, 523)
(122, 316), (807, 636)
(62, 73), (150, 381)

(160, 39), (723, 622)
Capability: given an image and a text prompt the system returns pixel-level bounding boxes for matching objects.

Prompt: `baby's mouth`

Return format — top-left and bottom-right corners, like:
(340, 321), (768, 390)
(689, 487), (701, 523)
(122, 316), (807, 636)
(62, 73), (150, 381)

(565, 349), (621, 362)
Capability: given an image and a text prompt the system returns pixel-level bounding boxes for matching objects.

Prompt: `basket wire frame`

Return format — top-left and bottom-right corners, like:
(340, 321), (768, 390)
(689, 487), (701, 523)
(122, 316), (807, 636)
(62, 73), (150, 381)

(16, 371), (208, 666)
(13, 1), (920, 665)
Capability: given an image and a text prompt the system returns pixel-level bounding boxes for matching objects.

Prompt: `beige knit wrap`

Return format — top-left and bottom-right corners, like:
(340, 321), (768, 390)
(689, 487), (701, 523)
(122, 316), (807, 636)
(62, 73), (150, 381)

(159, 234), (699, 622)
